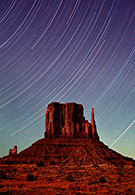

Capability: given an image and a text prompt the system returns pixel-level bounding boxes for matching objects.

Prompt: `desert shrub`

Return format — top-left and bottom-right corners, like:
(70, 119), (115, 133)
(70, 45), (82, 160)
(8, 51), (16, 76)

(36, 160), (44, 167)
(132, 162), (135, 167)
(28, 161), (33, 164)
(57, 169), (62, 174)
(21, 160), (27, 164)
(5, 160), (14, 165)
(116, 161), (125, 168)
(99, 176), (106, 183)
(50, 161), (56, 165)
(0, 170), (7, 179)
(26, 174), (35, 181)
(13, 168), (17, 172)
(117, 177), (121, 182)
(0, 160), (5, 164)
(47, 177), (53, 181)
(65, 174), (74, 182)
(88, 180), (95, 185)
(125, 188), (132, 194)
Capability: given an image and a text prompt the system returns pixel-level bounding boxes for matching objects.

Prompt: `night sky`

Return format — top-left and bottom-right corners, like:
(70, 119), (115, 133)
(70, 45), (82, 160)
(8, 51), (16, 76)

(0, 0), (135, 159)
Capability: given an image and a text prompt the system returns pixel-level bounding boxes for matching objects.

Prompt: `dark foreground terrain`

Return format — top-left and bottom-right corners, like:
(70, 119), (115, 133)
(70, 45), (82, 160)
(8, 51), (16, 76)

(0, 163), (135, 195)
(1, 138), (135, 194)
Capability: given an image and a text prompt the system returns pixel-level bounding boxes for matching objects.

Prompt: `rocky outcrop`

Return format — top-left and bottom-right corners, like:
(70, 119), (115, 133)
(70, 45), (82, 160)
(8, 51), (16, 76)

(45, 102), (99, 140)
(91, 108), (99, 140)
(9, 146), (17, 156)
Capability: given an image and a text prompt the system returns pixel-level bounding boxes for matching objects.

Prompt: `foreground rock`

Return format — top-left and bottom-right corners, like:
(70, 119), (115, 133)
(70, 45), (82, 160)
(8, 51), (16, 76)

(0, 163), (135, 195)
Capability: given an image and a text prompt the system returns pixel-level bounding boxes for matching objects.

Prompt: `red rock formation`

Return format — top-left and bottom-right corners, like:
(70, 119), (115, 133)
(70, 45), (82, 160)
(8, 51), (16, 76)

(91, 108), (99, 140)
(1, 102), (134, 166)
(45, 102), (99, 139)
(9, 146), (17, 156)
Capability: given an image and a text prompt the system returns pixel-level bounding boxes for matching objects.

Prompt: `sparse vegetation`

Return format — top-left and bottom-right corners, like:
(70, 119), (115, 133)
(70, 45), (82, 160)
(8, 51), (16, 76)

(47, 176), (53, 181)
(36, 160), (44, 167)
(99, 176), (106, 183)
(88, 179), (95, 185)
(26, 174), (36, 181)
(132, 162), (135, 167)
(50, 161), (56, 165)
(65, 174), (74, 182)
(0, 170), (7, 179)
(13, 168), (17, 172)
(0, 164), (135, 194)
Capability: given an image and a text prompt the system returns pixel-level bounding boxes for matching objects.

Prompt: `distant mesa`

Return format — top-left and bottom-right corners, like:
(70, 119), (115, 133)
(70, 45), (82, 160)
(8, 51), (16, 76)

(45, 102), (99, 140)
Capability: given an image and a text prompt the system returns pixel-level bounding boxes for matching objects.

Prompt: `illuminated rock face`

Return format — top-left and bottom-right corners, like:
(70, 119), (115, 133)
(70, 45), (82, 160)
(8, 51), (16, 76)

(45, 102), (99, 140)
(91, 108), (99, 140)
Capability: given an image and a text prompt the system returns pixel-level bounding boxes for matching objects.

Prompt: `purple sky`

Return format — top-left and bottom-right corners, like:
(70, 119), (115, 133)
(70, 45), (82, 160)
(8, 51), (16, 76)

(0, 0), (135, 159)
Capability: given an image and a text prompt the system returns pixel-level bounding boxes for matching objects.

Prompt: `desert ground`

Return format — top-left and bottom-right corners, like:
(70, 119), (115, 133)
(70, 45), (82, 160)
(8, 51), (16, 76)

(0, 163), (135, 195)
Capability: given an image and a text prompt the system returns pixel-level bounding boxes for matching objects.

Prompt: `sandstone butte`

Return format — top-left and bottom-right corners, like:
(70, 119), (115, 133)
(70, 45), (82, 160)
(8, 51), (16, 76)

(45, 102), (99, 139)
(0, 102), (134, 166)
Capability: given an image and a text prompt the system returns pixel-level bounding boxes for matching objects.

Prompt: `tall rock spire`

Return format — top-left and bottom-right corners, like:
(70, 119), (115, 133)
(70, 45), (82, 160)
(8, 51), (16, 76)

(91, 108), (99, 140)
(91, 108), (95, 125)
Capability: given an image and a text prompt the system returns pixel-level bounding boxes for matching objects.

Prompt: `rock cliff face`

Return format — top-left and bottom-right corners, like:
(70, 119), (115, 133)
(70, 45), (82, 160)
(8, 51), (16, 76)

(45, 102), (99, 140)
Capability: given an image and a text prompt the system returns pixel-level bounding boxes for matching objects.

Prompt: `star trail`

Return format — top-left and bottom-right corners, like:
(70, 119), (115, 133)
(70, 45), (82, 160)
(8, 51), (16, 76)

(0, 0), (135, 159)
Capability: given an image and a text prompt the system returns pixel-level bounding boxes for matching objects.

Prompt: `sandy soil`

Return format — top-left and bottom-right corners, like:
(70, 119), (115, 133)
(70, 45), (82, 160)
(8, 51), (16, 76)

(0, 164), (135, 194)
